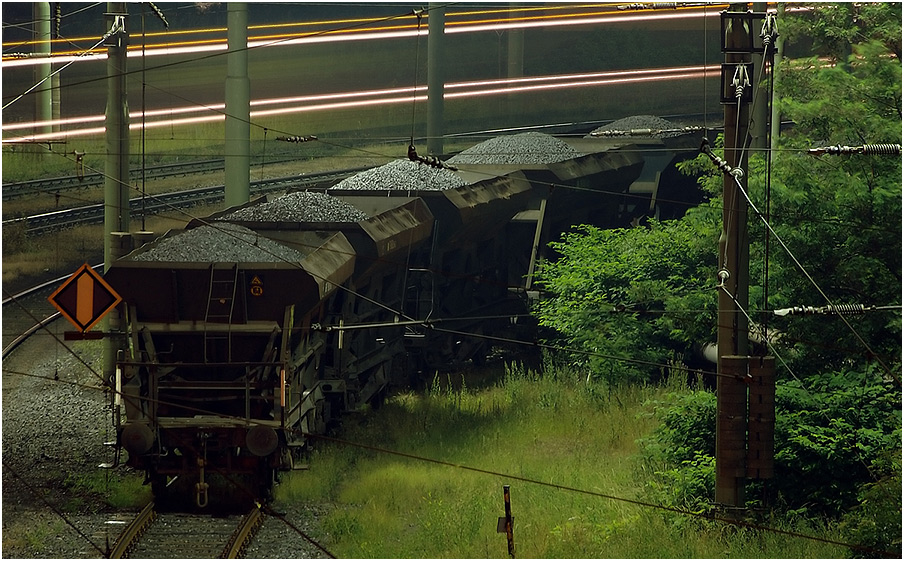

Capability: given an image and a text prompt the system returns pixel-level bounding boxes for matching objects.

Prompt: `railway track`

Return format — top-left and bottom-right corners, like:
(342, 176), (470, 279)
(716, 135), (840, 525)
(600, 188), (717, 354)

(1, 272), (85, 358)
(3, 167), (367, 236)
(109, 502), (263, 559)
(0, 157), (300, 201)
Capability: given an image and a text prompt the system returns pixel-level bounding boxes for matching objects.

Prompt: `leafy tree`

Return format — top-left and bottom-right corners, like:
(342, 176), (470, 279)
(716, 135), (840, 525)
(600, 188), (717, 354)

(533, 206), (719, 384)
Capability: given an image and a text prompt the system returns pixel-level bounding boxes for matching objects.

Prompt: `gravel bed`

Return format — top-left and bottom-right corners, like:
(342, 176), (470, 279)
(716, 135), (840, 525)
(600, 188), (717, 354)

(329, 158), (468, 191)
(447, 131), (585, 165)
(2, 336), (118, 559)
(221, 191), (370, 223)
(1, 318), (328, 558)
(587, 114), (690, 138)
(130, 222), (307, 262)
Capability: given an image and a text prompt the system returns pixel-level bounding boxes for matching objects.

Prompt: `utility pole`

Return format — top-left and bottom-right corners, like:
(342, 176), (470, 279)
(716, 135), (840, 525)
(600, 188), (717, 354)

(426, 3), (444, 156)
(225, 2), (250, 208)
(716, 3), (752, 508)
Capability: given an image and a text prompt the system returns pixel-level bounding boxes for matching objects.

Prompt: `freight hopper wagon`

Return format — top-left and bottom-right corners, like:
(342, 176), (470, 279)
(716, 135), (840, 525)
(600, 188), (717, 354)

(103, 167), (531, 510)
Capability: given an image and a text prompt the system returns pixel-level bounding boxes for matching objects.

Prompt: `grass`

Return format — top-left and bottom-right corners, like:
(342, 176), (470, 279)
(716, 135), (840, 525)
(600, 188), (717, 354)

(274, 364), (848, 558)
(62, 469), (151, 510)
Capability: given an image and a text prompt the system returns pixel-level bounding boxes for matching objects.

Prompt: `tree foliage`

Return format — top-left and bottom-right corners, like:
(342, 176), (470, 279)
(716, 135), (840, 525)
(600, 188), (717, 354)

(533, 208), (719, 384)
(533, 2), (901, 552)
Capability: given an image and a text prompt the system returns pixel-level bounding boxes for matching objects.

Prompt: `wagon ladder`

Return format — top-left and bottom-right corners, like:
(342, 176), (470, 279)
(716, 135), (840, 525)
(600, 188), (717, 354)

(205, 263), (239, 362)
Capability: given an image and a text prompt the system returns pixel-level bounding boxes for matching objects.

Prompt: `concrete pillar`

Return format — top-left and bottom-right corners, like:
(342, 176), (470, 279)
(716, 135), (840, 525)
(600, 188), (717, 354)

(52, 2), (61, 129)
(225, 3), (251, 208)
(426, 4), (445, 156)
(103, 2), (130, 391)
(34, 3), (52, 135)
(507, 5), (524, 79)
(104, 2), (130, 268)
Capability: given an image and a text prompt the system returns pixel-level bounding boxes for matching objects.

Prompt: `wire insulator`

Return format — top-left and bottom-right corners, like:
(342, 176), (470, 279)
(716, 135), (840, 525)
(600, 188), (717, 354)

(760, 13), (778, 49)
(407, 144), (458, 171)
(861, 143), (902, 155)
(147, 2), (169, 28)
(276, 135), (317, 143)
(809, 143), (901, 156)
(826, 304), (867, 315)
(617, 2), (678, 9)
(774, 303), (869, 316)
(699, 138), (735, 176)
(732, 64), (750, 100)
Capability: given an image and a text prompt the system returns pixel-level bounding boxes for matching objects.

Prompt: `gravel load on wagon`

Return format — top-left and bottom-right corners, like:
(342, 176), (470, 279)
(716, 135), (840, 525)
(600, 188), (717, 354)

(330, 158), (468, 191)
(447, 131), (585, 165)
(221, 191), (370, 222)
(587, 115), (689, 138)
(131, 222), (307, 262)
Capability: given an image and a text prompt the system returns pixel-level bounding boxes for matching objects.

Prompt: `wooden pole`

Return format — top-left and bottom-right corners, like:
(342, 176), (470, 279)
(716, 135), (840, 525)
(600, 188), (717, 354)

(716, 3), (752, 508)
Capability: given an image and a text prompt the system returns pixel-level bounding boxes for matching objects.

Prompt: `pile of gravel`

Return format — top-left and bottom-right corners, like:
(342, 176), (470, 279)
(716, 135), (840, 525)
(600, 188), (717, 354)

(587, 114), (690, 138)
(221, 191), (369, 223)
(330, 159), (467, 191)
(131, 223), (307, 263)
(447, 131), (585, 165)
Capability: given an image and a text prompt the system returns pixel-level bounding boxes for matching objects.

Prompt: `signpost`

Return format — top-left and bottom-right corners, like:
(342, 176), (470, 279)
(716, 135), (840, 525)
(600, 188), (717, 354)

(48, 263), (122, 336)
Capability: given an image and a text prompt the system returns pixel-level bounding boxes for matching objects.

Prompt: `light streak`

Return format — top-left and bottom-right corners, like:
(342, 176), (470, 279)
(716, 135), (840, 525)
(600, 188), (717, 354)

(2, 65), (716, 144)
(3, 8), (717, 68)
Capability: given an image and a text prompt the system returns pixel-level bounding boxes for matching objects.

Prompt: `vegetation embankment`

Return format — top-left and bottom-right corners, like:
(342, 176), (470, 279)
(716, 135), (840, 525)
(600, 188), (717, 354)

(278, 4), (902, 558)
(275, 365), (848, 558)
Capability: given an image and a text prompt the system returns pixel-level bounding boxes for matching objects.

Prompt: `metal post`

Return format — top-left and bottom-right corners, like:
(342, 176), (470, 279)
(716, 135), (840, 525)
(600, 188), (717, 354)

(750, 3), (768, 151)
(496, 485), (515, 558)
(524, 198), (548, 290)
(34, 3), (52, 135)
(426, 3), (445, 156)
(716, 3), (751, 508)
(770, 4), (785, 153)
(225, 3), (250, 208)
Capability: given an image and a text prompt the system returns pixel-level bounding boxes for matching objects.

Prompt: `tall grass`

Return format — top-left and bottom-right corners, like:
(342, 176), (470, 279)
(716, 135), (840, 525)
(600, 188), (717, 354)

(275, 365), (847, 558)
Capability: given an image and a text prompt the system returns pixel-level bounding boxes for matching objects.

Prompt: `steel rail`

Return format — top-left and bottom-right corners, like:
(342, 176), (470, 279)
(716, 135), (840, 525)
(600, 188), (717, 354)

(109, 501), (157, 559)
(2, 265), (103, 307)
(1, 157), (299, 201)
(2, 311), (61, 360)
(222, 505), (264, 559)
(2, 267), (107, 359)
